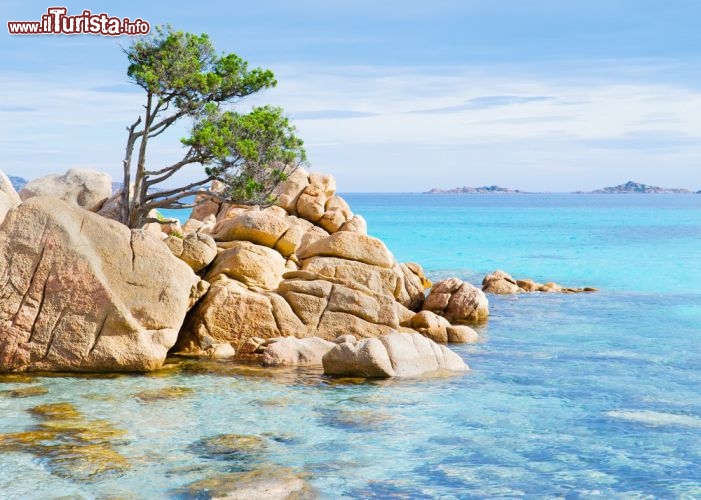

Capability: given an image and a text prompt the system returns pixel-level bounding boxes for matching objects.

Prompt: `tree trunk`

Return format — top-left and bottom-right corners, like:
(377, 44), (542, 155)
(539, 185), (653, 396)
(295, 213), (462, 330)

(120, 116), (141, 226)
(128, 92), (154, 228)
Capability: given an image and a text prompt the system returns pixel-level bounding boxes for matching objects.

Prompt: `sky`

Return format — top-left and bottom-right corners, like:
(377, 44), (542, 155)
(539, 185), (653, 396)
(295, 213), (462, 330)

(1, 1), (701, 192)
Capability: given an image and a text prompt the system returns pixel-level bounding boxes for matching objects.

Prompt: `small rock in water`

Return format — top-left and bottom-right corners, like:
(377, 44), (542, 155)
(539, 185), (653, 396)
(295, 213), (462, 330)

(0, 402), (129, 482)
(172, 466), (315, 500)
(0, 385), (48, 398)
(134, 386), (195, 403)
(188, 434), (269, 469)
(482, 270), (597, 295)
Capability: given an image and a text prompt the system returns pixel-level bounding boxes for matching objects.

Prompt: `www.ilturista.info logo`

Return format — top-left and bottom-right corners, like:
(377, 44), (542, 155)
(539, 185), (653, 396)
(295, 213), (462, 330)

(7, 7), (150, 36)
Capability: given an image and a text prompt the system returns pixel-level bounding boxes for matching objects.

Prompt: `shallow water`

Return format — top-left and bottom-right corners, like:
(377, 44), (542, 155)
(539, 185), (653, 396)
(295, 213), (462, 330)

(2, 193), (701, 498)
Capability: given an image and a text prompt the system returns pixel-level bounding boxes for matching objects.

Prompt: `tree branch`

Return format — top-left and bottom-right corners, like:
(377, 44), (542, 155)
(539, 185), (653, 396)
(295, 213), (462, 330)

(145, 155), (204, 186)
(144, 188), (225, 210)
(147, 109), (188, 136)
(144, 178), (213, 202)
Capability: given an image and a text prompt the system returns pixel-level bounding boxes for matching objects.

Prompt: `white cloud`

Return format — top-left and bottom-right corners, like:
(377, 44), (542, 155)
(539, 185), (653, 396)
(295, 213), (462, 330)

(2, 63), (701, 192)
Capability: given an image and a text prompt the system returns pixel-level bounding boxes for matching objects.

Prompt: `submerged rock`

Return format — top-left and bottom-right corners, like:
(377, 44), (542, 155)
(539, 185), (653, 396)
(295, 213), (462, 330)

(0, 384), (48, 398)
(173, 466), (314, 500)
(189, 433), (269, 470)
(0, 197), (201, 372)
(322, 332), (468, 378)
(134, 386), (195, 403)
(0, 402), (129, 482)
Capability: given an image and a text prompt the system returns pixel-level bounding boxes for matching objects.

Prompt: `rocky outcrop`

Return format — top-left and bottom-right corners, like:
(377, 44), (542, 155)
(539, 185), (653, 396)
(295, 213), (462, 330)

(0, 197), (201, 372)
(172, 168), (464, 361)
(0, 166), (474, 374)
(423, 278), (489, 324)
(0, 170), (21, 224)
(176, 181), (434, 356)
(322, 332), (468, 378)
(482, 270), (598, 294)
(19, 168), (112, 212)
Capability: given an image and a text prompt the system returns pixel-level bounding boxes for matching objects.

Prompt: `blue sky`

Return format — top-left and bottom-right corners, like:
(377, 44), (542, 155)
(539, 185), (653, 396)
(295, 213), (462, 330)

(2, 1), (701, 191)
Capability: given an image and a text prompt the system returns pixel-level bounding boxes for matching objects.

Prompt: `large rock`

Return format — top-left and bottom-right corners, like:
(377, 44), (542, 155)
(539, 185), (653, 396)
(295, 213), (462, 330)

(261, 336), (336, 366)
(318, 195), (352, 233)
(276, 275), (399, 339)
(0, 197), (200, 372)
(177, 233), (217, 273)
(175, 276), (281, 354)
(338, 215), (368, 234)
(447, 325), (479, 343)
(274, 167), (310, 214)
(189, 193), (221, 221)
(406, 310), (451, 343)
(396, 262), (430, 311)
(423, 278), (489, 324)
(298, 231), (394, 268)
(274, 217), (313, 257)
(19, 168), (112, 212)
(95, 189), (124, 221)
(322, 332), (469, 378)
(206, 241), (286, 290)
(0, 170), (21, 223)
(211, 209), (290, 247)
(301, 256), (402, 298)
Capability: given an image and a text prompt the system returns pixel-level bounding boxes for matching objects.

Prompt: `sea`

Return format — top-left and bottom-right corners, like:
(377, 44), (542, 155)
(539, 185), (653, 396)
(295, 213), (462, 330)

(1, 193), (700, 498)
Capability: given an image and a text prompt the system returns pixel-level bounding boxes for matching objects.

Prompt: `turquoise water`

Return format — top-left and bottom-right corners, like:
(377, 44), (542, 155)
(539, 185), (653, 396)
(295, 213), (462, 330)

(2, 193), (701, 498)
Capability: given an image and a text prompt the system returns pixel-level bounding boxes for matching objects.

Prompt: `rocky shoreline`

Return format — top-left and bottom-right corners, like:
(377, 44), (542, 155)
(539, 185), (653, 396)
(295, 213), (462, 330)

(0, 168), (597, 379)
(0, 168), (493, 378)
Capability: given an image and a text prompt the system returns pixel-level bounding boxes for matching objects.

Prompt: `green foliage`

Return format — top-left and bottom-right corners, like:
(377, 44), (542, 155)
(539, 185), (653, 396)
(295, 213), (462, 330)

(126, 25), (276, 114)
(184, 105), (305, 205)
(121, 25), (305, 221)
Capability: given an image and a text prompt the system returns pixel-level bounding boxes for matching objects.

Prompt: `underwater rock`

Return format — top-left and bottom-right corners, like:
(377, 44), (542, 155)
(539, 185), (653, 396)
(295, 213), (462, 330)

(0, 402), (129, 482)
(0, 384), (48, 398)
(173, 466), (314, 499)
(134, 386), (195, 403)
(188, 433), (269, 469)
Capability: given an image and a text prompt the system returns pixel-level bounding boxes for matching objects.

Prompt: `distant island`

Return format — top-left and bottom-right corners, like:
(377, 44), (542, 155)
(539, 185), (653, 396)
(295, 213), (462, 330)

(585, 181), (695, 194)
(425, 185), (521, 194)
(426, 180), (700, 194)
